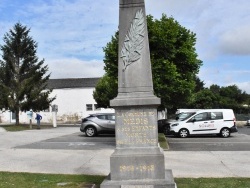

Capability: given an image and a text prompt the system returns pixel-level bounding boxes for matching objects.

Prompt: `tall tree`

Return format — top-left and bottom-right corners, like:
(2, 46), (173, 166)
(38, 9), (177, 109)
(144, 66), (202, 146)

(93, 74), (118, 108)
(189, 84), (249, 111)
(194, 76), (205, 93)
(189, 89), (220, 109)
(94, 14), (202, 110)
(0, 23), (55, 125)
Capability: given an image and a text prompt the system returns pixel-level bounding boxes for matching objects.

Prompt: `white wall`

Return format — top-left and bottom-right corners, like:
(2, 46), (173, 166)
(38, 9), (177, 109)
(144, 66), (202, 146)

(50, 87), (108, 121)
(0, 87), (114, 124)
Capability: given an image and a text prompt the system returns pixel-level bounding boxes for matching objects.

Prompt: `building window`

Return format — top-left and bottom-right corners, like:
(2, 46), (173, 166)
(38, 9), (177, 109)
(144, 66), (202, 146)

(43, 108), (50, 112)
(94, 104), (100, 111)
(86, 104), (93, 111)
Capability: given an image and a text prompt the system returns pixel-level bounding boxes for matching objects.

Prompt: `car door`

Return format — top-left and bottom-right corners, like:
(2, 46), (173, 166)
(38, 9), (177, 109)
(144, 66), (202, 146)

(106, 114), (116, 130)
(95, 114), (115, 130)
(187, 112), (213, 134)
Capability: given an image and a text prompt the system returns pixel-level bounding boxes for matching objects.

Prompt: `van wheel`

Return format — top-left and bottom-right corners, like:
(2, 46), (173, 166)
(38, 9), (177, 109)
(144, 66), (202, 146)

(179, 129), (189, 138)
(85, 126), (97, 137)
(220, 128), (230, 138)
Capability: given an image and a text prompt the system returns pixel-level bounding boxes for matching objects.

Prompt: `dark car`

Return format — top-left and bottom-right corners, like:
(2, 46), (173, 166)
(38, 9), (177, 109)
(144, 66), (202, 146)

(158, 112), (196, 134)
(80, 113), (115, 137)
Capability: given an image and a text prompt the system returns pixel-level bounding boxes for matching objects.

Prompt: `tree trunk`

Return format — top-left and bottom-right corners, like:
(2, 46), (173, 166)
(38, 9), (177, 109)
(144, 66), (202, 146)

(15, 107), (20, 126)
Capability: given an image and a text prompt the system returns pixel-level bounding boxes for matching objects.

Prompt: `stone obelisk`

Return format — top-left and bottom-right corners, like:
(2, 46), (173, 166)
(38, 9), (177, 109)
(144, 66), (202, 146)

(100, 0), (176, 187)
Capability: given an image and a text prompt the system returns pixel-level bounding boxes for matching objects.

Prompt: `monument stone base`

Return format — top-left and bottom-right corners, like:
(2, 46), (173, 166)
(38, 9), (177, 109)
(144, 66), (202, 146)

(110, 148), (166, 180)
(101, 148), (176, 188)
(100, 170), (176, 188)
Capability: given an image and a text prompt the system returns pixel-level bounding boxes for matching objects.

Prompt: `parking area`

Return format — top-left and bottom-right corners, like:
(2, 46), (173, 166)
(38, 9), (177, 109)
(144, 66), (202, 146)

(16, 127), (250, 152)
(16, 132), (116, 150)
(166, 127), (250, 151)
(1, 127), (250, 177)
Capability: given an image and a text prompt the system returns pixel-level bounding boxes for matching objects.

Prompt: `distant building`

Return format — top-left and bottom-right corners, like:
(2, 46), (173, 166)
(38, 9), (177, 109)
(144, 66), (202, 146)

(0, 78), (114, 124)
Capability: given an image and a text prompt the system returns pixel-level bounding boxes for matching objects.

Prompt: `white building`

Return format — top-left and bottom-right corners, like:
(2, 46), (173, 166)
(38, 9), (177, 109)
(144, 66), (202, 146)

(0, 78), (114, 124)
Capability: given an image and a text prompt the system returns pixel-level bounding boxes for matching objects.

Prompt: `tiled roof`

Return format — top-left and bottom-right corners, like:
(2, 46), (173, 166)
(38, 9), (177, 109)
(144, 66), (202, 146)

(47, 78), (100, 89)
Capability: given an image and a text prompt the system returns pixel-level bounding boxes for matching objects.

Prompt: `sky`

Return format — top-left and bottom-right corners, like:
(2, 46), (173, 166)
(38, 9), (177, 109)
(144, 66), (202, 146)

(0, 0), (249, 93)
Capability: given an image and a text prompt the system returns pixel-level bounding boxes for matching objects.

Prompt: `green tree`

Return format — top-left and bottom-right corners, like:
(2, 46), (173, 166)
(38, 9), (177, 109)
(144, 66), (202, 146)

(189, 89), (219, 109)
(190, 84), (249, 111)
(209, 84), (221, 95)
(94, 14), (202, 110)
(93, 74), (118, 108)
(0, 23), (55, 125)
(194, 76), (205, 93)
(220, 85), (248, 104)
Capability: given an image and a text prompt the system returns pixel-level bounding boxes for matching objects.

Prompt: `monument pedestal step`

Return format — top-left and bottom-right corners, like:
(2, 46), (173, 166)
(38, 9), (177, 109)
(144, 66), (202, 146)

(100, 169), (176, 188)
(110, 148), (166, 180)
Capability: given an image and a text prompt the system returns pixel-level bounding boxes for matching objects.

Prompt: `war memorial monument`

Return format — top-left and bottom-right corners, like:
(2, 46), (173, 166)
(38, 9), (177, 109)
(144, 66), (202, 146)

(101, 0), (176, 187)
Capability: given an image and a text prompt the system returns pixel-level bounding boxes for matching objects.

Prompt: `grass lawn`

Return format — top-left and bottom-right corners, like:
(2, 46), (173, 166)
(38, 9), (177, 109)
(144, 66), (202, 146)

(0, 172), (104, 188)
(0, 172), (250, 188)
(176, 178), (250, 188)
(1, 124), (54, 131)
(158, 133), (169, 150)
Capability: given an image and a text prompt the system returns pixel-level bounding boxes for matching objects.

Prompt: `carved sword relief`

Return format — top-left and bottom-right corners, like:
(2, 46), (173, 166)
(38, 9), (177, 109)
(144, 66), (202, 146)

(121, 9), (145, 71)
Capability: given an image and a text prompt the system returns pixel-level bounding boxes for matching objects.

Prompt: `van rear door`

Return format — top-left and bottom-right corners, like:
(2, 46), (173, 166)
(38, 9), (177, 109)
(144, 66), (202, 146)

(210, 112), (224, 132)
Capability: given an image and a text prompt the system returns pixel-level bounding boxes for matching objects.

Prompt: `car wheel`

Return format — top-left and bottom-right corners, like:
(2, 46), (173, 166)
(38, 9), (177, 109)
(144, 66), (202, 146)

(220, 128), (230, 138)
(85, 126), (97, 137)
(179, 129), (189, 138)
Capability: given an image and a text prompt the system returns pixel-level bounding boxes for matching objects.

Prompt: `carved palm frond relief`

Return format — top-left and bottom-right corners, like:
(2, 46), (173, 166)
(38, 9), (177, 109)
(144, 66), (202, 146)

(121, 9), (145, 71)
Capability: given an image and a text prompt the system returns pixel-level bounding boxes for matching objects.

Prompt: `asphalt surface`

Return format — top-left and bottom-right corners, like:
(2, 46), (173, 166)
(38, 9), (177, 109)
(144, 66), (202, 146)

(0, 126), (250, 178)
(167, 127), (250, 151)
(16, 133), (116, 150)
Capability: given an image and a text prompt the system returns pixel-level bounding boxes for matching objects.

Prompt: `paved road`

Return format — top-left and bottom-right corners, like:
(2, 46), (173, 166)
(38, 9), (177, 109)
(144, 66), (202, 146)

(238, 126), (250, 135)
(16, 127), (250, 151)
(167, 127), (250, 151)
(1, 127), (250, 177)
(16, 132), (116, 150)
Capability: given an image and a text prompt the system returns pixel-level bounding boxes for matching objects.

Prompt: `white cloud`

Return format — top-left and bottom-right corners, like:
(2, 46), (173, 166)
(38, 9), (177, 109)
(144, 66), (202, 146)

(219, 25), (250, 55)
(48, 58), (105, 78)
(153, 0), (250, 60)
(235, 82), (250, 94)
(17, 0), (118, 60)
(1, 0), (250, 91)
(199, 65), (250, 94)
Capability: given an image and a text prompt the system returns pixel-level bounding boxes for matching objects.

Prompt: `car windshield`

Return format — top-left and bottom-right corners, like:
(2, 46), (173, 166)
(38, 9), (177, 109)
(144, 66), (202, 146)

(177, 112), (196, 121)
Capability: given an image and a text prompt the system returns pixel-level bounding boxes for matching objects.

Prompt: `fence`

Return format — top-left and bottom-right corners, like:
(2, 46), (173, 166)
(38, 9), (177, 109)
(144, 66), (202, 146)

(235, 114), (250, 121)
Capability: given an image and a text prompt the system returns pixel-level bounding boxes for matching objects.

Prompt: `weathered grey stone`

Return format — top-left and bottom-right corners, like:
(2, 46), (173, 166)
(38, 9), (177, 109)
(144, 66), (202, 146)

(110, 0), (160, 107)
(101, 0), (176, 187)
(101, 170), (176, 188)
(115, 107), (158, 148)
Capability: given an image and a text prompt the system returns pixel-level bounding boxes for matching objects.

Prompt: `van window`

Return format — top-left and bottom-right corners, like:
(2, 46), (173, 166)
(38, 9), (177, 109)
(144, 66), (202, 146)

(210, 112), (223, 120)
(177, 112), (196, 121)
(189, 112), (208, 122)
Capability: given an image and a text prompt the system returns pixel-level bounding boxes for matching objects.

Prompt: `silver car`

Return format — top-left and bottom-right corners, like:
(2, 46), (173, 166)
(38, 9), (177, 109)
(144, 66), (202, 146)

(80, 113), (115, 137)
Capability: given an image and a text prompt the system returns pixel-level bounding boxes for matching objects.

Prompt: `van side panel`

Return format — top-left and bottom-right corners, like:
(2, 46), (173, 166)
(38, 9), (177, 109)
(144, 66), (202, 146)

(170, 109), (238, 137)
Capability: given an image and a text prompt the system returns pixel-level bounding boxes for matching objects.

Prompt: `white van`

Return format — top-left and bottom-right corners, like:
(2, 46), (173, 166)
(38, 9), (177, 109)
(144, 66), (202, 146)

(175, 109), (201, 115)
(170, 109), (237, 138)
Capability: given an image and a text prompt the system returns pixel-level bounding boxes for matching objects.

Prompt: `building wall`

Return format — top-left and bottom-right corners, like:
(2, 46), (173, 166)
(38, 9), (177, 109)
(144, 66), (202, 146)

(49, 87), (114, 123)
(0, 87), (114, 124)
